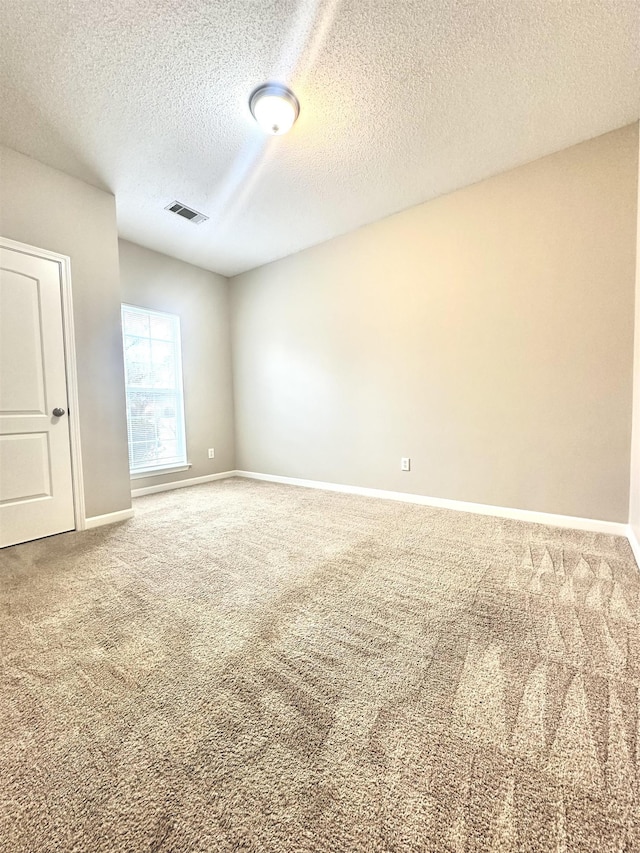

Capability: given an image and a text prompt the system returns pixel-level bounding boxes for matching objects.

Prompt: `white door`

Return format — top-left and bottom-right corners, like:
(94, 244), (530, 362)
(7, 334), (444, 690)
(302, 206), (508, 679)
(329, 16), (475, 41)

(0, 246), (75, 547)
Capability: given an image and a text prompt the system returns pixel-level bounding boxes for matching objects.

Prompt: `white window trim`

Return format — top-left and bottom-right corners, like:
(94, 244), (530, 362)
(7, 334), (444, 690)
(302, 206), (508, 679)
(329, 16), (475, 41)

(122, 303), (188, 477)
(130, 462), (193, 480)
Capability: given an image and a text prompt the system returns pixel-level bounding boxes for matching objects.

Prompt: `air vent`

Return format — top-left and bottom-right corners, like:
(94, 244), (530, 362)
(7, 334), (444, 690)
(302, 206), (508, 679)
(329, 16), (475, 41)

(165, 201), (209, 224)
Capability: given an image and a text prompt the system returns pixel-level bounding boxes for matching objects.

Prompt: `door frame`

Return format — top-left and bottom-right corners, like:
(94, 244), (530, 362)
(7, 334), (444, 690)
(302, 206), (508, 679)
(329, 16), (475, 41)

(1, 237), (86, 531)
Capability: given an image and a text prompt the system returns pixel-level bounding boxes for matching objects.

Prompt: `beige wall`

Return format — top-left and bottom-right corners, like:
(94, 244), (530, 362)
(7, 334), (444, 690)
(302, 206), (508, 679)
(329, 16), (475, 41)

(0, 145), (131, 519)
(118, 240), (235, 489)
(629, 128), (640, 540)
(3, 127), (635, 526)
(231, 124), (639, 523)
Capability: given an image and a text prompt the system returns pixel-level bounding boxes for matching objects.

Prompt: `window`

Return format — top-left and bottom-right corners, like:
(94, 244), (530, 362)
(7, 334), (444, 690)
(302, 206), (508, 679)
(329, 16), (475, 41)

(121, 304), (187, 475)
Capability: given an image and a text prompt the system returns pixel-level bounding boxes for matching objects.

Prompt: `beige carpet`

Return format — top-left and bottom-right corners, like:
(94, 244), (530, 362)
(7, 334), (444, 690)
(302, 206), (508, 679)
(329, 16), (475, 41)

(1, 478), (639, 852)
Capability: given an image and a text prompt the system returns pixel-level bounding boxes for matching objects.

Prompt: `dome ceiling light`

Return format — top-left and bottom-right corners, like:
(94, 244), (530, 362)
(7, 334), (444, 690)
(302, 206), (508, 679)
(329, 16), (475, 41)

(249, 84), (300, 135)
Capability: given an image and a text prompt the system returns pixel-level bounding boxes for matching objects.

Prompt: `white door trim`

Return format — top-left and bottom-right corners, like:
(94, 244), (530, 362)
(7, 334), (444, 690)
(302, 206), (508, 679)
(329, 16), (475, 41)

(0, 237), (86, 531)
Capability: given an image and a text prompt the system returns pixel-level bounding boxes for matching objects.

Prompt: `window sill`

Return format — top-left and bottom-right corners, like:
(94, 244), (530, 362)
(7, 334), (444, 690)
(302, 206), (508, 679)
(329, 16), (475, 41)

(130, 463), (192, 480)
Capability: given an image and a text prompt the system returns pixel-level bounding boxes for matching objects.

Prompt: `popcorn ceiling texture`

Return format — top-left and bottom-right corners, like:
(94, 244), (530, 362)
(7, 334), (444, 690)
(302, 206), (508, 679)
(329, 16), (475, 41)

(1, 478), (640, 851)
(0, 0), (637, 275)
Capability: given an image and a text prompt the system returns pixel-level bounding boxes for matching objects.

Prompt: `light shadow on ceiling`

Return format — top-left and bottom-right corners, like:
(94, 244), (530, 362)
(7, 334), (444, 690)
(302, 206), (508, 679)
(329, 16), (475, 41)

(204, 0), (342, 235)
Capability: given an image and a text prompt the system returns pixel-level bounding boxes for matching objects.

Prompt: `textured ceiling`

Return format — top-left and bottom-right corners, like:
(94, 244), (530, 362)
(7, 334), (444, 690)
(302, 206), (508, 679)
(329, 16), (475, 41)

(0, 1), (638, 277)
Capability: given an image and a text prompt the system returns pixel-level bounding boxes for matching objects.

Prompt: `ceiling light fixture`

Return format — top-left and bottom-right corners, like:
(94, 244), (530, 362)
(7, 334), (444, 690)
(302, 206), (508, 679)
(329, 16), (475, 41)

(249, 83), (300, 135)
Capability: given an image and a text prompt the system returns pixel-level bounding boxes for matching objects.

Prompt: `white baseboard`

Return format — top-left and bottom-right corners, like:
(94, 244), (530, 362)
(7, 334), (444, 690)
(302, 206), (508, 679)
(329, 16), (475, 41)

(123, 467), (635, 560)
(626, 525), (640, 568)
(84, 508), (134, 530)
(131, 470), (236, 498)
(234, 470), (628, 537)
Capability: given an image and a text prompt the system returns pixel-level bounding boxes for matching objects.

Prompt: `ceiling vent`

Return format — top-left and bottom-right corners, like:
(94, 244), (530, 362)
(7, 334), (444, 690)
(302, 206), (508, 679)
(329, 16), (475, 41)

(165, 201), (209, 224)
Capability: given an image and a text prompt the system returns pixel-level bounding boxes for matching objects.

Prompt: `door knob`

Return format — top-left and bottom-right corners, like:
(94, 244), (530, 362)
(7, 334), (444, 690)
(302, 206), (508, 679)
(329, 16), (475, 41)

(52, 407), (66, 417)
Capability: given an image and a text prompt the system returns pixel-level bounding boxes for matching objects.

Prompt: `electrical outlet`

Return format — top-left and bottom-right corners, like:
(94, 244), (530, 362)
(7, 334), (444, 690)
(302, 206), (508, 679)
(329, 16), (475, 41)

(208, 448), (215, 459)
(401, 457), (410, 472)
